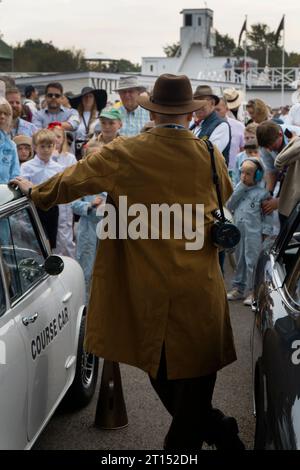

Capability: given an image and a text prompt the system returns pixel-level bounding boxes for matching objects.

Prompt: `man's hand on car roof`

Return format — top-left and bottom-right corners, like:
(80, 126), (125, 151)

(9, 177), (34, 196)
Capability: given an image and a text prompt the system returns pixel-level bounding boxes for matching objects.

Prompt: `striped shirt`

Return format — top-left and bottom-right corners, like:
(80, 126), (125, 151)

(118, 105), (150, 136)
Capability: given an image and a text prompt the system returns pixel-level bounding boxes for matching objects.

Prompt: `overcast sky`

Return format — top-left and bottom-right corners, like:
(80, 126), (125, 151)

(0, 0), (298, 63)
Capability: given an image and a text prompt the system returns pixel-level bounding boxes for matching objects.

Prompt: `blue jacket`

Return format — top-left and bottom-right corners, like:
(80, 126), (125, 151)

(0, 130), (20, 183)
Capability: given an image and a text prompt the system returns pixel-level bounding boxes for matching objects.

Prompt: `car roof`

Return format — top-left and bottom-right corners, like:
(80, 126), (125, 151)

(0, 184), (23, 206)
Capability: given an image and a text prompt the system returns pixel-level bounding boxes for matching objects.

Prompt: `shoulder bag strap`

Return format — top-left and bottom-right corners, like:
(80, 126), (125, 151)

(204, 139), (226, 222)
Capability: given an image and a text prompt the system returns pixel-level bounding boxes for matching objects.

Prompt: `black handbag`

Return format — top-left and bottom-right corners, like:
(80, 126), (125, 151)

(204, 140), (241, 249)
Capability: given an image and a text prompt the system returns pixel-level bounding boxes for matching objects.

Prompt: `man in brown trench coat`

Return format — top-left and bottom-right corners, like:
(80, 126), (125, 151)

(12, 74), (244, 450)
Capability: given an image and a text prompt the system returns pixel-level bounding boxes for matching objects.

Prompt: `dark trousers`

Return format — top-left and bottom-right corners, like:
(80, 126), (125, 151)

(149, 347), (216, 450)
(37, 206), (59, 249)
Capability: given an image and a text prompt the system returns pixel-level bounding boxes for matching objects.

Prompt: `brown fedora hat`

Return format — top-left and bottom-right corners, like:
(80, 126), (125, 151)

(137, 74), (203, 115)
(193, 85), (220, 105)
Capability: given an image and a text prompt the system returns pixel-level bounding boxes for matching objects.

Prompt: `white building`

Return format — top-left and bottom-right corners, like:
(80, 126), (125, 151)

(142, 8), (255, 79)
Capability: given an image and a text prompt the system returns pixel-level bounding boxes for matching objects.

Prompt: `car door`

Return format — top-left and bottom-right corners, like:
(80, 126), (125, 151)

(0, 206), (72, 442)
(0, 253), (28, 449)
(252, 204), (300, 449)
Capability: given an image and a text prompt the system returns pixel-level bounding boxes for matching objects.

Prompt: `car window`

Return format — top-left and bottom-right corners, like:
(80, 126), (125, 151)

(0, 271), (6, 317)
(0, 208), (46, 301)
(0, 219), (22, 301)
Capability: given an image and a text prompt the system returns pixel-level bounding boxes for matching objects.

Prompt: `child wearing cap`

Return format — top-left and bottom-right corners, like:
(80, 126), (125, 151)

(72, 109), (120, 296)
(227, 158), (273, 306)
(74, 109), (120, 296)
(90, 108), (122, 147)
(13, 135), (33, 164)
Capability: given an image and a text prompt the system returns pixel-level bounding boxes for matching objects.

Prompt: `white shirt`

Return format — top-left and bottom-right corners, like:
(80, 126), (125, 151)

(286, 103), (300, 127)
(193, 122), (230, 153)
(52, 151), (77, 169)
(21, 155), (63, 185)
(75, 112), (100, 140)
(227, 106), (245, 124)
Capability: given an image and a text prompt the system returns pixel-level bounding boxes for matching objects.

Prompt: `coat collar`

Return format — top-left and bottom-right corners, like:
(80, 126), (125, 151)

(148, 127), (200, 140)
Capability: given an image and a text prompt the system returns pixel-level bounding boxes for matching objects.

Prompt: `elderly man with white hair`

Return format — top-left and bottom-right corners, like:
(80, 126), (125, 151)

(115, 76), (150, 136)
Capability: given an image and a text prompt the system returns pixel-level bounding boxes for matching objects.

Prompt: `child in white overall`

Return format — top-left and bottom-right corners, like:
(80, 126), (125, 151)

(227, 158), (273, 306)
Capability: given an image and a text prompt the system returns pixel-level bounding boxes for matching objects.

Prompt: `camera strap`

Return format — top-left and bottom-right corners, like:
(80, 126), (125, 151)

(203, 139), (226, 223)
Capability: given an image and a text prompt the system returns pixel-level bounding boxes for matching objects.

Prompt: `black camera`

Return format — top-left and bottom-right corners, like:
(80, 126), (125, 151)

(75, 139), (88, 160)
(211, 210), (241, 249)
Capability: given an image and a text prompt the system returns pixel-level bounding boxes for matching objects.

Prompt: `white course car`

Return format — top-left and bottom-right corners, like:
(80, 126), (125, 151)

(0, 185), (98, 449)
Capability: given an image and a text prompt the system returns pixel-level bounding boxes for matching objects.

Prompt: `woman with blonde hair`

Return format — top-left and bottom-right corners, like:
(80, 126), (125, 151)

(246, 98), (270, 124)
(49, 122), (77, 257)
(0, 97), (20, 182)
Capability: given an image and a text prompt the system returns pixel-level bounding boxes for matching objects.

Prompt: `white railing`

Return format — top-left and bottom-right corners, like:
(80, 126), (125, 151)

(197, 67), (300, 89)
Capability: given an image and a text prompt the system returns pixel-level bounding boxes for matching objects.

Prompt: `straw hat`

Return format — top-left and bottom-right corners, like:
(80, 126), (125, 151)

(223, 88), (244, 110)
(114, 76), (146, 92)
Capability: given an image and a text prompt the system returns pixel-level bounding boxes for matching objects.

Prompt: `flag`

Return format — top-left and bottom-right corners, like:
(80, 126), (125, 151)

(275, 15), (285, 46)
(238, 18), (247, 47)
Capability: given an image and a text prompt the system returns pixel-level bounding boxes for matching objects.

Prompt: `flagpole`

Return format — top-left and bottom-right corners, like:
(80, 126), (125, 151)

(281, 15), (285, 106)
(243, 15), (247, 100)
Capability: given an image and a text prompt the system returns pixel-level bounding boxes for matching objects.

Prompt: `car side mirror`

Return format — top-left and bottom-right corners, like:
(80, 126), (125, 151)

(44, 255), (64, 276)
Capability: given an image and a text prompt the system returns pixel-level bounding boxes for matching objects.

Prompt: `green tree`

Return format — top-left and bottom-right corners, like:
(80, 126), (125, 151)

(163, 42), (181, 57)
(287, 52), (300, 67)
(232, 23), (284, 67)
(244, 23), (281, 66)
(85, 58), (141, 73)
(115, 59), (141, 73)
(13, 39), (87, 72)
(214, 31), (236, 56)
(247, 23), (277, 50)
(12, 39), (141, 73)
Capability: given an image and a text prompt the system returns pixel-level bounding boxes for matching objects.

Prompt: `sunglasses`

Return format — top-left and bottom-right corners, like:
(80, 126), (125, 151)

(47, 93), (62, 99)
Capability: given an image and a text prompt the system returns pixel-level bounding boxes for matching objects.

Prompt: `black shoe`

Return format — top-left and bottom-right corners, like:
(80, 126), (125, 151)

(205, 408), (245, 450)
